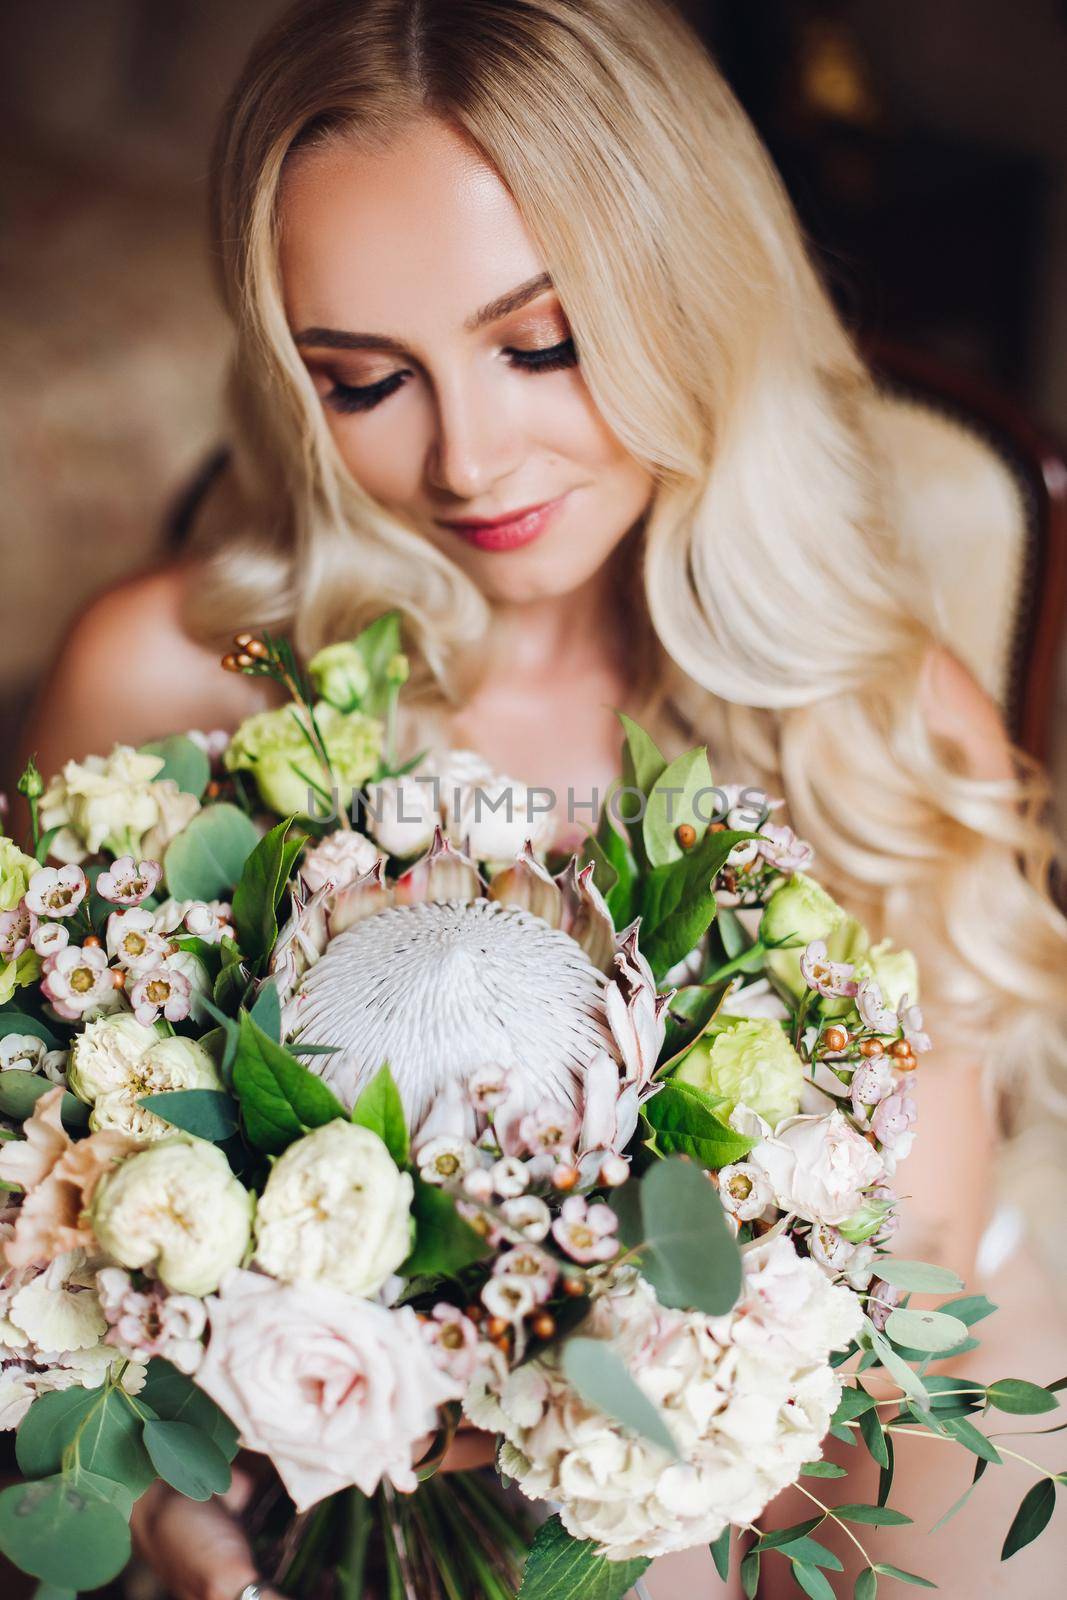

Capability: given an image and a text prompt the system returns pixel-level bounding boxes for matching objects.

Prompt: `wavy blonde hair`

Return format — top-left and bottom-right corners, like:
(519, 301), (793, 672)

(191, 0), (1065, 1124)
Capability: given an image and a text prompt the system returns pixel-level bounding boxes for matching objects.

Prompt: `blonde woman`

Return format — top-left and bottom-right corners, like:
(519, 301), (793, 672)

(18, 0), (1066, 1594)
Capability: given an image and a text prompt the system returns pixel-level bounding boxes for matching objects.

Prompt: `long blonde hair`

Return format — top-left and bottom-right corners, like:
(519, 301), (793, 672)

(192, 0), (1065, 1126)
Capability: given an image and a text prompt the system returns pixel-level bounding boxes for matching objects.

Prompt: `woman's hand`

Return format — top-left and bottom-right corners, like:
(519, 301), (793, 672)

(130, 1427), (497, 1599)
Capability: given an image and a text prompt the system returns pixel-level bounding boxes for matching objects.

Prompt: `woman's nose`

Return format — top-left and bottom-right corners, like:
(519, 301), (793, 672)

(424, 371), (521, 502)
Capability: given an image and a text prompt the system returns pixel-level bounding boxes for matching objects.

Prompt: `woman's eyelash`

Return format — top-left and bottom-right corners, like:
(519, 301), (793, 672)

(323, 337), (578, 415)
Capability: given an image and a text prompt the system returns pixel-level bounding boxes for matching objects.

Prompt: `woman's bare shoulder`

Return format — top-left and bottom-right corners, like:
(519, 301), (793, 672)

(19, 563), (270, 779)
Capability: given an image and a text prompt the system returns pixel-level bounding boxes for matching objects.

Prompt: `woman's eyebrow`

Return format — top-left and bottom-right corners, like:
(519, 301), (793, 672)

(294, 271), (554, 351)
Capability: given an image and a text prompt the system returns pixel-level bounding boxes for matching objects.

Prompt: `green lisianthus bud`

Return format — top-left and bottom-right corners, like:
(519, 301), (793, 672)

(16, 759), (44, 802)
(838, 1197), (894, 1244)
(225, 703), (383, 817)
(386, 652), (410, 686)
(0, 836), (37, 912)
(308, 642), (371, 713)
(673, 1016), (804, 1130)
(861, 939), (920, 1008)
(761, 873), (870, 1006)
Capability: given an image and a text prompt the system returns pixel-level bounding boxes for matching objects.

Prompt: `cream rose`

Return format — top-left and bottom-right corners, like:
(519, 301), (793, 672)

(195, 1268), (460, 1511)
(748, 1110), (885, 1226)
(253, 1121), (413, 1296)
(40, 746), (200, 865)
(70, 1018), (220, 1141)
(91, 1138), (253, 1295)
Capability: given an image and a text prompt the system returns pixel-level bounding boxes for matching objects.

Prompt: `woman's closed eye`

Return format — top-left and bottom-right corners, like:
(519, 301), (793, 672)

(321, 336), (579, 415)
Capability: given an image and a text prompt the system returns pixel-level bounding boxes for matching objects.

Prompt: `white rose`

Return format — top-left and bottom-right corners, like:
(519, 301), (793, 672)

(68, 1014), (164, 1102)
(253, 1121), (413, 1296)
(364, 776), (439, 858)
(91, 1137), (253, 1296)
(88, 1035), (221, 1141)
(749, 1110), (885, 1226)
(195, 1268), (460, 1511)
(299, 830), (381, 893)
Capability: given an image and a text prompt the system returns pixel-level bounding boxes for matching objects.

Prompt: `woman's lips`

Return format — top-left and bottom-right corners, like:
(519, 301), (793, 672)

(435, 491), (571, 552)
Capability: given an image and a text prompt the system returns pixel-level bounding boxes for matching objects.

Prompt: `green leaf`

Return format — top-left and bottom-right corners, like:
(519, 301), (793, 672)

(642, 1079), (758, 1169)
(249, 977), (282, 1041)
(792, 1562), (837, 1600)
(740, 1551), (760, 1599)
(617, 713), (667, 805)
(858, 1406), (889, 1469)
(140, 735), (211, 799)
(137, 1088), (238, 1142)
(855, 1571), (878, 1600)
(1001, 1478), (1056, 1560)
(834, 1505), (913, 1527)
(867, 1323), (930, 1407)
(878, 1430), (896, 1507)
(640, 829), (756, 981)
(884, 1308), (970, 1354)
(576, 828), (620, 904)
(873, 1260), (965, 1295)
(872, 1563), (936, 1587)
(777, 1536), (842, 1571)
(231, 818), (303, 967)
(660, 980), (732, 1063)
(164, 803), (259, 901)
(709, 1526), (731, 1580)
(833, 1386), (879, 1424)
(941, 1415), (1002, 1465)
(930, 1458), (988, 1534)
(0, 1012), (62, 1049)
(940, 1293), (997, 1327)
(754, 1517), (823, 1552)
(561, 1338), (679, 1459)
(16, 1386), (158, 1500)
(401, 1177), (489, 1278)
(139, 1360), (239, 1460)
(517, 1513), (649, 1600)
(142, 1418), (231, 1501)
(801, 1460), (848, 1478)
(232, 1011), (346, 1152)
(0, 1072), (88, 1129)
(0, 1473), (131, 1588)
(350, 1063), (409, 1165)
(642, 747), (714, 867)
(15, 1387), (102, 1478)
(620, 1155), (742, 1316)
(986, 1379), (1061, 1416)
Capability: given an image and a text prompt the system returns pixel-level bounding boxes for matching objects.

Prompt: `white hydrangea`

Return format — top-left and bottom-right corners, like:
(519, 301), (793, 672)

(465, 1236), (862, 1561)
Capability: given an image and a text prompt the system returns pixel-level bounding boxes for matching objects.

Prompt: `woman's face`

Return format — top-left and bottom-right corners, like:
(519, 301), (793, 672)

(278, 117), (654, 604)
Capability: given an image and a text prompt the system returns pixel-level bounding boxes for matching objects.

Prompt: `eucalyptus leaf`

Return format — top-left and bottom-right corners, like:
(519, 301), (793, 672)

(872, 1563), (936, 1587)
(0, 1012), (62, 1049)
(0, 1072), (88, 1129)
(140, 735), (211, 800)
(0, 1473), (131, 1588)
(164, 804), (259, 901)
(833, 1505), (912, 1527)
(791, 1562), (836, 1600)
(15, 1387), (103, 1478)
(855, 1571), (878, 1600)
(137, 1088), (239, 1143)
(561, 1337), (679, 1459)
(873, 1259), (965, 1295)
(941, 1415), (1002, 1465)
(517, 1513), (649, 1600)
(867, 1323), (930, 1407)
(1001, 1478), (1056, 1560)
(753, 1517), (823, 1552)
(709, 1526), (731, 1580)
(884, 1307), (970, 1354)
(740, 1550), (760, 1598)
(143, 1418), (231, 1500)
(139, 1359), (239, 1460)
(625, 1156), (743, 1316)
(986, 1379), (1060, 1416)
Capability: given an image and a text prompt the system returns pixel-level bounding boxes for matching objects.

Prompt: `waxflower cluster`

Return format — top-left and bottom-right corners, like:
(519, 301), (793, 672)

(0, 617), (1058, 1600)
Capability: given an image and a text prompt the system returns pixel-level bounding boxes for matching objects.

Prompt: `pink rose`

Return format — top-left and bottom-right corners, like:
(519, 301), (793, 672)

(750, 1110), (884, 1226)
(194, 1269), (461, 1512)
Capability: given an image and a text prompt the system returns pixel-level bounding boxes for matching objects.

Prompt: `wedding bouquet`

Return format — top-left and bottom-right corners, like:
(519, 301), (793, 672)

(0, 615), (1062, 1599)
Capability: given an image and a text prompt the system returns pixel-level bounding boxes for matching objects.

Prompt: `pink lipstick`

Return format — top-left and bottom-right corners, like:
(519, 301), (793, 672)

(435, 491), (570, 552)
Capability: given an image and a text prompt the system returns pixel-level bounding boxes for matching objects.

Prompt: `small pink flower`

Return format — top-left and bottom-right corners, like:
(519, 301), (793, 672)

(518, 1101), (581, 1158)
(422, 1304), (481, 1383)
(490, 1157), (529, 1199)
(183, 902), (233, 943)
(799, 939), (858, 999)
(718, 1161), (773, 1222)
(96, 855), (163, 906)
(107, 909), (168, 974)
(468, 1066), (508, 1113)
(856, 977), (897, 1034)
(499, 1195), (552, 1242)
(129, 962), (191, 1026)
(872, 1092), (917, 1156)
(31, 920), (69, 958)
(96, 1265), (206, 1373)
(40, 944), (114, 1020)
(0, 901), (36, 959)
(897, 996), (932, 1054)
(850, 1057), (894, 1112)
(493, 1245), (557, 1304)
(867, 1276), (904, 1333)
(758, 824), (814, 874)
(551, 1195), (619, 1264)
(25, 865), (87, 919)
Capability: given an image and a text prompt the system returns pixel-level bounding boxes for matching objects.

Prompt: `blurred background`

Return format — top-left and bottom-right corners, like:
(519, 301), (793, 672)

(2, 0), (1066, 809)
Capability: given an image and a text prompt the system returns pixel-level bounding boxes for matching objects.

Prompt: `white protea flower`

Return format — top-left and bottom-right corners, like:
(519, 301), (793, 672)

(275, 827), (671, 1142)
